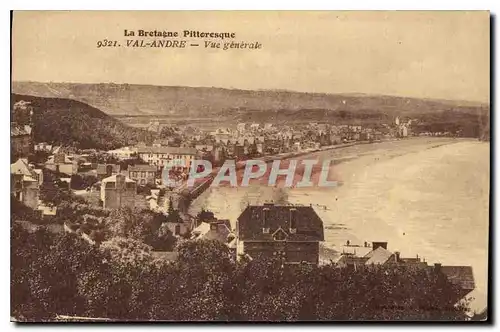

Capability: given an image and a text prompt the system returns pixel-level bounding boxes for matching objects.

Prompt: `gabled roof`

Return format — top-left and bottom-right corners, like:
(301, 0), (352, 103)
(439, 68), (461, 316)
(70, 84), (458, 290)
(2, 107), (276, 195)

(365, 247), (394, 265)
(11, 158), (32, 176)
(338, 255), (370, 266)
(440, 266), (475, 291)
(202, 224), (233, 243)
(237, 204), (324, 242)
(340, 245), (373, 257)
(272, 227), (288, 241)
(101, 174), (135, 183)
(191, 222), (211, 238)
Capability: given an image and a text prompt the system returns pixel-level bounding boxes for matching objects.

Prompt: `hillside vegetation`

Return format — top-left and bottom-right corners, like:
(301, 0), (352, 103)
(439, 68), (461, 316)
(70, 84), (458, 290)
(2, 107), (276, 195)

(12, 82), (490, 138)
(11, 94), (153, 150)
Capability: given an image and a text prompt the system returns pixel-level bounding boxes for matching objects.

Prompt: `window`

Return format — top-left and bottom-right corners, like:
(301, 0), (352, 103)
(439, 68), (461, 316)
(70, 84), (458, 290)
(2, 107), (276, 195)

(273, 228), (287, 241)
(262, 208), (269, 226)
(262, 208), (270, 234)
(175, 224), (181, 235)
(290, 208), (297, 233)
(141, 171), (146, 178)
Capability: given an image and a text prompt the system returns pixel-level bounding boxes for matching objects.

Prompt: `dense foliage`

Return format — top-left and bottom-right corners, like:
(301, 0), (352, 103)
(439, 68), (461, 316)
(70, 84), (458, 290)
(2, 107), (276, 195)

(12, 94), (154, 150)
(11, 224), (469, 322)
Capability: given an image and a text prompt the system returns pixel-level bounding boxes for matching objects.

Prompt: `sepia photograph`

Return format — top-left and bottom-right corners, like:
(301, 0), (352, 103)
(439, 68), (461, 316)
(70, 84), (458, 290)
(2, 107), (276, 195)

(10, 10), (490, 322)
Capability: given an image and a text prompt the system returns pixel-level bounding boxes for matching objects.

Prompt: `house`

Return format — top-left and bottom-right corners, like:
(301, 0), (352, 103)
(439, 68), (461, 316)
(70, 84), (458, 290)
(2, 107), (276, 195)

(233, 144), (245, 160)
(192, 220), (233, 243)
(11, 123), (32, 157)
(34, 142), (53, 152)
(107, 146), (137, 160)
(237, 203), (325, 265)
(237, 123), (247, 133)
(335, 241), (476, 300)
(152, 139), (170, 147)
(163, 221), (190, 237)
(250, 123), (260, 131)
(37, 204), (57, 220)
(437, 265), (475, 299)
(195, 144), (214, 153)
(127, 164), (157, 186)
(100, 174), (136, 209)
(11, 158), (40, 209)
(45, 153), (77, 175)
(136, 146), (197, 171)
(96, 164), (120, 181)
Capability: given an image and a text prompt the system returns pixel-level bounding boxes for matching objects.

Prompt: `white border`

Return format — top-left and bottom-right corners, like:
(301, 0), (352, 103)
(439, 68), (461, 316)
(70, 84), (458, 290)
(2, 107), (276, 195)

(2, 1), (497, 331)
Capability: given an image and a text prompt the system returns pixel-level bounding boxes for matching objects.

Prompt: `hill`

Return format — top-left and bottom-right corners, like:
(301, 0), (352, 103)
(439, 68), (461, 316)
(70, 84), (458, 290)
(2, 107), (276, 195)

(12, 81), (489, 117)
(12, 81), (490, 138)
(11, 94), (153, 150)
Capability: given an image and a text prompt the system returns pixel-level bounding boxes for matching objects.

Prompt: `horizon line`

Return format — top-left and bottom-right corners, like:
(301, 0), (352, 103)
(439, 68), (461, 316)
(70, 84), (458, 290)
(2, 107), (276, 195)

(12, 79), (490, 106)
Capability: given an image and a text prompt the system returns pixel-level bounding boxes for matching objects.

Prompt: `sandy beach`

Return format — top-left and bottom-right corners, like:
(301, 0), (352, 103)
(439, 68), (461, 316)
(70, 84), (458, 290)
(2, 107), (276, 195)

(189, 137), (490, 299)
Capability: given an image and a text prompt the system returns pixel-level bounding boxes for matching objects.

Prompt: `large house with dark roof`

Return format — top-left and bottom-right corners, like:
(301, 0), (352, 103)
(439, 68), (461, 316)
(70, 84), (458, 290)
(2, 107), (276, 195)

(237, 203), (325, 265)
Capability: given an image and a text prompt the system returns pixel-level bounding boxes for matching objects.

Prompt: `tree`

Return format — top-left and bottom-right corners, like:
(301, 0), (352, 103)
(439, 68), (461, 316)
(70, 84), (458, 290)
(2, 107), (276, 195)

(11, 223), (470, 321)
(104, 207), (176, 251)
(70, 174), (98, 190)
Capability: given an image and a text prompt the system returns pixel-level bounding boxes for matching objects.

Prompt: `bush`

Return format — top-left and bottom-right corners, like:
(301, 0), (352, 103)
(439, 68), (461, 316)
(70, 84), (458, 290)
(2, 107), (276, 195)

(11, 227), (470, 322)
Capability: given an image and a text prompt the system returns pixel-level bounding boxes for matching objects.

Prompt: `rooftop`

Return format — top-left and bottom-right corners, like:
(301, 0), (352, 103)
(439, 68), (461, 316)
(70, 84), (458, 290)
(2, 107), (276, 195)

(128, 164), (157, 172)
(237, 204), (324, 242)
(101, 174), (135, 183)
(440, 265), (475, 291)
(365, 247), (394, 265)
(136, 146), (197, 155)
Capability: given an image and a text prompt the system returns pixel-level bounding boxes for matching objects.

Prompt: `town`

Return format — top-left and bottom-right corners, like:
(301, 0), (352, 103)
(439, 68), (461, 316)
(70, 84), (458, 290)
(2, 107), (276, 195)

(10, 98), (484, 321)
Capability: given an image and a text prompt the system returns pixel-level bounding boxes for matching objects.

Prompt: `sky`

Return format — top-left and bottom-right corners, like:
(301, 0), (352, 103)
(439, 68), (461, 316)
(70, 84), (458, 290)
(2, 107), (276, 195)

(12, 11), (490, 103)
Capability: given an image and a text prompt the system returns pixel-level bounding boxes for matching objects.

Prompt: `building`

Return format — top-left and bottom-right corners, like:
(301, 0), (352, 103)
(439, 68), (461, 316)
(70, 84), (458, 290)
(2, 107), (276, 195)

(237, 123), (247, 133)
(237, 203), (325, 265)
(195, 144), (214, 153)
(34, 142), (53, 153)
(334, 241), (475, 299)
(11, 158), (40, 209)
(136, 146), (197, 170)
(250, 123), (260, 131)
(11, 101), (34, 158)
(100, 174), (136, 209)
(45, 153), (77, 175)
(11, 123), (32, 158)
(96, 164), (120, 181)
(127, 164), (157, 186)
(107, 146), (137, 160)
(163, 221), (190, 236)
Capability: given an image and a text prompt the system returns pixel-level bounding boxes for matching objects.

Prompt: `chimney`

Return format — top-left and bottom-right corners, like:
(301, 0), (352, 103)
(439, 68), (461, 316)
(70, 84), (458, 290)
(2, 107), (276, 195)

(394, 251), (400, 262)
(289, 208), (297, 231)
(434, 263), (442, 273)
(372, 241), (388, 250)
(115, 174), (125, 189)
(262, 208), (269, 230)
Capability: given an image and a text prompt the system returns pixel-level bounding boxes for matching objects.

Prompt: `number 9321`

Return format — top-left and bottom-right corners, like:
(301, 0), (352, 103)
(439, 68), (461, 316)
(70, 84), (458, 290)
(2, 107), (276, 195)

(97, 39), (119, 48)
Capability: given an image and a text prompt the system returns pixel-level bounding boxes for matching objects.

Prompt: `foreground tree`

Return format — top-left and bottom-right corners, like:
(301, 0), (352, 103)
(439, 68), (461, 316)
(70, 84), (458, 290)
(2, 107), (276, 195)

(11, 226), (470, 321)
